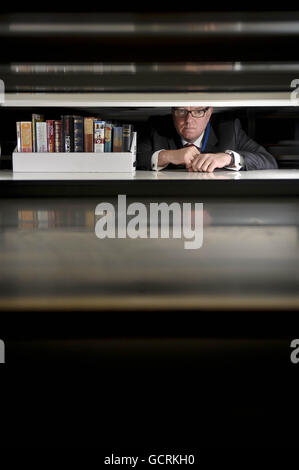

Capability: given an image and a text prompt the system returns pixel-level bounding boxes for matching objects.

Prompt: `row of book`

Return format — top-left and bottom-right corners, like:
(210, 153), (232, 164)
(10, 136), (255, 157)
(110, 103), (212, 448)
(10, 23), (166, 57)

(16, 114), (134, 153)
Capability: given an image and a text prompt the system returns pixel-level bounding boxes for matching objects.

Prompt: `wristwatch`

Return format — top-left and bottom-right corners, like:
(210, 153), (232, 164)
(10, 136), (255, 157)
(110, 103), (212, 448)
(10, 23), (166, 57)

(226, 151), (235, 167)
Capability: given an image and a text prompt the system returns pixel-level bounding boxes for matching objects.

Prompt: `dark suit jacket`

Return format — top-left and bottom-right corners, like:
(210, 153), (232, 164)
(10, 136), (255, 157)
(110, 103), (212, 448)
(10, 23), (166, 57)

(136, 113), (278, 171)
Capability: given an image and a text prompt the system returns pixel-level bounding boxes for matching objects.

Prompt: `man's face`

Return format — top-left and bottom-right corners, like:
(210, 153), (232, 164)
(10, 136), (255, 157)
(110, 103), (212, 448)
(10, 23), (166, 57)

(173, 106), (213, 143)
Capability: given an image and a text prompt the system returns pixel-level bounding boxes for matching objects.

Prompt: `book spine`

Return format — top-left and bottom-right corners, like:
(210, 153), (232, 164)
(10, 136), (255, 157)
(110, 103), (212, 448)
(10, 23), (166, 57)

(74, 116), (84, 152)
(36, 122), (47, 152)
(62, 115), (74, 152)
(104, 123), (112, 152)
(20, 122), (32, 152)
(112, 126), (123, 152)
(84, 117), (94, 152)
(16, 122), (21, 152)
(94, 120), (105, 153)
(61, 115), (65, 151)
(69, 116), (74, 152)
(32, 116), (36, 152)
(46, 120), (55, 152)
(32, 114), (44, 152)
(54, 120), (62, 152)
(122, 124), (132, 152)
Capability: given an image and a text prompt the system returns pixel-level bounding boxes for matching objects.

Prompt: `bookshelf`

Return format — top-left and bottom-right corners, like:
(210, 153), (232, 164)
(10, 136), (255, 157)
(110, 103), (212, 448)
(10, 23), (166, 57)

(13, 132), (137, 173)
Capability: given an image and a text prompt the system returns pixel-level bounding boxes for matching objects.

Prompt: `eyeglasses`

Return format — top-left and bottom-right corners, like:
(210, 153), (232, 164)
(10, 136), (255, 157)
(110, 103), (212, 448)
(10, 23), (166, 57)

(173, 107), (210, 118)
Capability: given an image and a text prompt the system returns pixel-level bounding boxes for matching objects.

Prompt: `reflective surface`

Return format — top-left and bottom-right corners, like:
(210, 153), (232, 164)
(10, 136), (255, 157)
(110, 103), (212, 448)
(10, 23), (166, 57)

(1, 61), (299, 92)
(2, 169), (299, 180)
(1, 11), (299, 62)
(1, 196), (299, 311)
(2, 196), (299, 453)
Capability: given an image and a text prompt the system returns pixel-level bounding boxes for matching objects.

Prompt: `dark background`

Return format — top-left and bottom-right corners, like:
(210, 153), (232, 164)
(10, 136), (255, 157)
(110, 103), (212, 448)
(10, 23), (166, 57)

(2, 309), (299, 461)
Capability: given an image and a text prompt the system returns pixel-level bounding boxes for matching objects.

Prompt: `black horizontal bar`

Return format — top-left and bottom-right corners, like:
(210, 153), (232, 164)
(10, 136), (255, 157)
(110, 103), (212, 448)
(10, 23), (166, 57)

(0, 178), (299, 197)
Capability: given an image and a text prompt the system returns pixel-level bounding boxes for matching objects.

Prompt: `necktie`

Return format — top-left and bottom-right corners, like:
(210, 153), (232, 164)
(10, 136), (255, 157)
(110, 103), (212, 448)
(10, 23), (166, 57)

(183, 143), (201, 151)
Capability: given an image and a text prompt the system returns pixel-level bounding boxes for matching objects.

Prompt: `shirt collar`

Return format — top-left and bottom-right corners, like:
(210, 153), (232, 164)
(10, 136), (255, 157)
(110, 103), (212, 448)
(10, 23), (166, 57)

(181, 132), (204, 148)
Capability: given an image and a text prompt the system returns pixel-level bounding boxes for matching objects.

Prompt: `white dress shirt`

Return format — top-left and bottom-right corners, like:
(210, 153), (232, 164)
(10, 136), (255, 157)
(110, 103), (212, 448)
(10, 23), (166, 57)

(151, 132), (244, 171)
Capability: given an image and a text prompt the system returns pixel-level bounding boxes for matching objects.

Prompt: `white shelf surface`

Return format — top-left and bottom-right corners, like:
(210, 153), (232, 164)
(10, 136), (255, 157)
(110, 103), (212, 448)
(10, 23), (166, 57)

(1, 169), (299, 181)
(1, 92), (296, 107)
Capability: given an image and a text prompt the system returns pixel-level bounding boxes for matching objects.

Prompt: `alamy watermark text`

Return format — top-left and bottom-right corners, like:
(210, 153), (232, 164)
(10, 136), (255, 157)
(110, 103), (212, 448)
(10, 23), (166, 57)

(95, 195), (203, 250)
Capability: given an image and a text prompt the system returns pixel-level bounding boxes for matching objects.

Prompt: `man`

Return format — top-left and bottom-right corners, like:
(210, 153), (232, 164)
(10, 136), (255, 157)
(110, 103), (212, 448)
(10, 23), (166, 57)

(136, 106), (278, 172)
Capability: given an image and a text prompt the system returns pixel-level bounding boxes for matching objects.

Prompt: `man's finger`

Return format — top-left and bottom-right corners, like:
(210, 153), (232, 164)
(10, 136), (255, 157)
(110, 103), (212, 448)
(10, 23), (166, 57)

(193, 155), (208, 171)
(201, 158), (215, 172)
(185, 155), (195, 167)
(206, 163), (216, 173)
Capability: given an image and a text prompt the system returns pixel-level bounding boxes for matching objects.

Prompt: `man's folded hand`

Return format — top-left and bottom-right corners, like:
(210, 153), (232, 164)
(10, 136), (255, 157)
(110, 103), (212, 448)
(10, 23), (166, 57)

(189, 152), (232, 172)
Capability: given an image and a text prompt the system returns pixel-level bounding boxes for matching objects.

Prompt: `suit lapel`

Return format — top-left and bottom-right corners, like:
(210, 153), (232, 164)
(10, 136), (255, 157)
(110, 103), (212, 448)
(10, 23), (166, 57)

(203, 122), (218, 153)
(172, 131), (183, 150)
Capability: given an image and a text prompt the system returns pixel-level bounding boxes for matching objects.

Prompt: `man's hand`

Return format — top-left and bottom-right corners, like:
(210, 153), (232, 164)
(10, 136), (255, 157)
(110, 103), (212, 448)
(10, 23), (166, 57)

(188, 152), (232, 172)
(158, 145), (201, 168)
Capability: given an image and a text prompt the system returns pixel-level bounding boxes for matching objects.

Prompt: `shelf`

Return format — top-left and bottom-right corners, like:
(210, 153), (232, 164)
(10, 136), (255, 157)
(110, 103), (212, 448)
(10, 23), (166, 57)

(1, 91), (294, 107)
(2, 169), (299, 180)
(1, 169), (299, 197)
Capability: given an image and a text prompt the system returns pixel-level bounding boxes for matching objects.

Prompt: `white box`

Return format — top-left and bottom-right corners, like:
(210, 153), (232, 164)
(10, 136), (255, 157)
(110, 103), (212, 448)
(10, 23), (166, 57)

(13, 132), (137, 173)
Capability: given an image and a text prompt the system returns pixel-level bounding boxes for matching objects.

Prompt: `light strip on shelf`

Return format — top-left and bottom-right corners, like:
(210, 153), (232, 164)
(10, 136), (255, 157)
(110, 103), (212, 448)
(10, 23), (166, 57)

(1, 92), (296, 107)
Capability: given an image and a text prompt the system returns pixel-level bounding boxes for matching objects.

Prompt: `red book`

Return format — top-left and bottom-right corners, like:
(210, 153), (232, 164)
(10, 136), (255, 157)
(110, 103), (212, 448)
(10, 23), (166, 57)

(47, 120), (55, 152)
